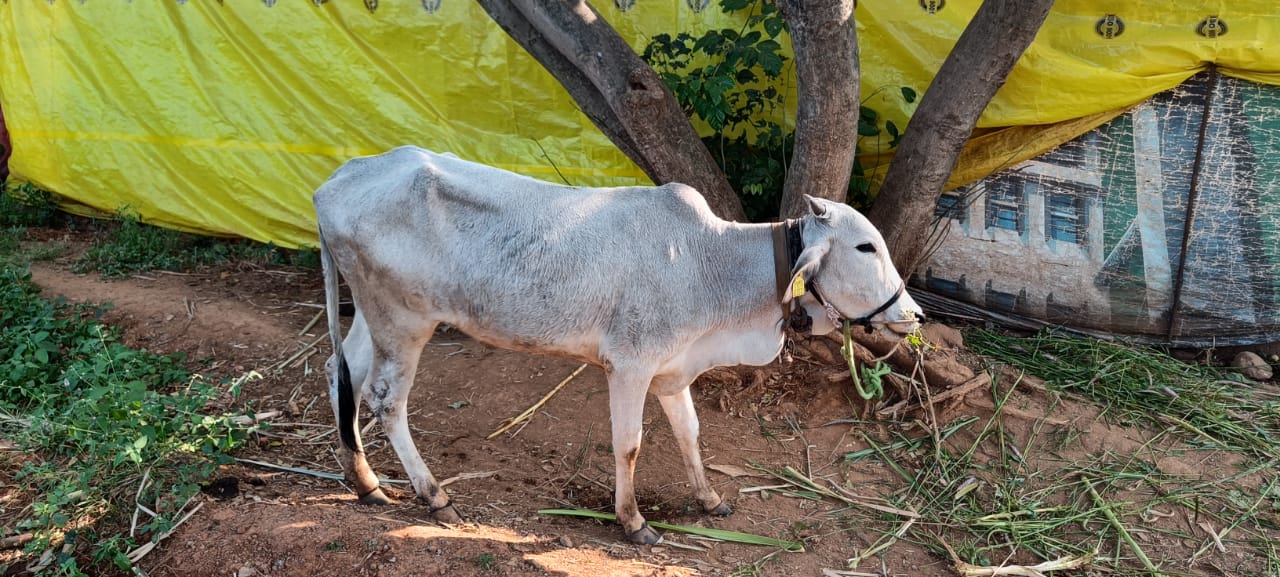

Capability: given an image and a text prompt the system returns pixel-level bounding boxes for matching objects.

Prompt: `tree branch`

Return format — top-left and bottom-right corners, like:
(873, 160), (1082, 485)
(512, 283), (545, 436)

(868, 0), (1054, 273)
(477, 0), (746, 221)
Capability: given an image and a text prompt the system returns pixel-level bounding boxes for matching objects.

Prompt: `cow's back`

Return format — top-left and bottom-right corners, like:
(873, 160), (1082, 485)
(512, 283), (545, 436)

(314, 146), (732, 362)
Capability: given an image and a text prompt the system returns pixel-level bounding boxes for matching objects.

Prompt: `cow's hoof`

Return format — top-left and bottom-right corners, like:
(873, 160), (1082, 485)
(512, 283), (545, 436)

(430, 503), (462, 524)
(706, 501), (733, 516)
(625, 522), (661, 545)
(358, 487), (393, 506)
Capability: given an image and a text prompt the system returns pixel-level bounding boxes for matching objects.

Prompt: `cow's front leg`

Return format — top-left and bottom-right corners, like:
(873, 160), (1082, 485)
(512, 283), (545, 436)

(608, 364), (661, 544)
(658, 387), (731, 516)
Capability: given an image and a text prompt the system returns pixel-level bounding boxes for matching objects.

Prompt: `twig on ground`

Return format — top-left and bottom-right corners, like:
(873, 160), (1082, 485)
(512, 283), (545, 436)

(962, 396), (1069, 425)
(126, 495), (203, 563)
(130, 468), (152, 538)
(235, 457), (409, 485)
(0, 533), (34, 549)
(1197, 521), (1228, 553)
(230, 411), (282, 426)
(821, 570), (880, 577)
(847, 517), (915, 569)
(299, 306), (325, 336)
(878, 373), (991, 418)
(940, 537), (1096, 577)
(273, 334), (326, 372)
(439, 470), (497, 488)
(487, 364), (587, 439)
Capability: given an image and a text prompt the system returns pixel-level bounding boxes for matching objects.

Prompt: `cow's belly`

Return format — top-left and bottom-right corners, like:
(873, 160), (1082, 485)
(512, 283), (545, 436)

(448, 317), (606, 367)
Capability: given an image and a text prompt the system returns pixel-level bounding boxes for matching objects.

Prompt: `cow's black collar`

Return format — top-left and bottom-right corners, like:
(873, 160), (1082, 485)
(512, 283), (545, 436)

(772, 218), (811, 334)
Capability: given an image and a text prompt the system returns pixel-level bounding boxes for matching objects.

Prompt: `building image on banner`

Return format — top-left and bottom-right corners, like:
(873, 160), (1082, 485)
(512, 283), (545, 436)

(920, 72), (1280, 346)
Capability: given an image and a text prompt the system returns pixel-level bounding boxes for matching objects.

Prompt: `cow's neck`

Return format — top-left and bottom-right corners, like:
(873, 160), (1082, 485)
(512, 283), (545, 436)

(669, 221), (792, 370)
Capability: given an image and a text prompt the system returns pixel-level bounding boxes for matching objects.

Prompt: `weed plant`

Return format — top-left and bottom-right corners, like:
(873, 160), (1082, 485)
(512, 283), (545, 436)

(74, 208), (317, 278)
(1, 182), (58, 228)
(0, 269), (251, 576)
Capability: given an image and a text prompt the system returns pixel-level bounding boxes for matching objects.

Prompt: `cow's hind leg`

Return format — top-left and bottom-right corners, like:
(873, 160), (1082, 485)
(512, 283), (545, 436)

(330, 310), (392, 505)
(365, 324), (461, 523)
(607, 362), (661, 545)
(657, 387), (731, 516)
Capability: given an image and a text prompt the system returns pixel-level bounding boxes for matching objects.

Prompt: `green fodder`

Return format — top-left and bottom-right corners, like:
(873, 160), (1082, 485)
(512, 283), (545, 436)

(0, 268), (252, 576)
(830, 369), (1278, 576)
(969, 329), (1280, 459)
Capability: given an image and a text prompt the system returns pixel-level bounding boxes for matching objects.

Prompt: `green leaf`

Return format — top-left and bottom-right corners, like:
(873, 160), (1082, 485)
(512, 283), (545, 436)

(901, 86), (918, 103)
(538, 509), (804, 551)
(759, 52), (784, 77)
(693, 31), (721, 54)
(764, 15), (786, 38)
(858, 106), (881, 137)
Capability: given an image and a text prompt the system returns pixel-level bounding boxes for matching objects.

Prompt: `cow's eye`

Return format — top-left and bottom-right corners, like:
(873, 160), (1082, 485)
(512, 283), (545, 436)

(856, 243), (876, 253)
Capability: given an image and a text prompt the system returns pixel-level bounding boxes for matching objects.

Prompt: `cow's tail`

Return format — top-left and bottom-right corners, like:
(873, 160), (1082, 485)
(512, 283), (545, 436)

(319, 227), (359, 453)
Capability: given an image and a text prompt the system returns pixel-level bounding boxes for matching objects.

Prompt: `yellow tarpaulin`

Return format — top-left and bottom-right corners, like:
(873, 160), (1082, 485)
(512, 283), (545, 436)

(857, 1), (1280, 191)
(1, 1), (1277, 247)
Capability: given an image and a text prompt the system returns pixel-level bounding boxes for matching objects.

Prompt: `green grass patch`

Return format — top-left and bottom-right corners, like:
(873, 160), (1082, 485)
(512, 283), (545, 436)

(73, 208), (317, 278)
(1, 182), (59, 228)
(968, 329), (1280, 459)
(0, 227), (68, 271)
(0, 268), (254, 576)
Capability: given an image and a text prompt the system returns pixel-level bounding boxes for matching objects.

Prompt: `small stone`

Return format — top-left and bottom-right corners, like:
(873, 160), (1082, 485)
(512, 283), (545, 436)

(558, 536), (574, 548)
(1232, 351), (1273, 381)
(236, 566), (258, 577)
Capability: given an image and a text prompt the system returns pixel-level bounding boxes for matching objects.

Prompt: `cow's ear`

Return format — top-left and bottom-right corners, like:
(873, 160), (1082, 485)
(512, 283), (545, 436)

(784, 243), (828, 303)
(805, 195), (830, 219)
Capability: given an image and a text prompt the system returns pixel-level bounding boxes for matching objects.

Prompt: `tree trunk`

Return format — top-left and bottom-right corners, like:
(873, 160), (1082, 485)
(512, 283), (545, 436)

(777, 0), (859, 219)
(476, 0), (746, 221)
(867, 0), (1054, 273)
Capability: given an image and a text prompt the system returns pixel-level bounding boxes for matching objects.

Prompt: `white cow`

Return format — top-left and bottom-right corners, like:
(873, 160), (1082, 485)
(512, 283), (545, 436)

(316, 146), (922, 544)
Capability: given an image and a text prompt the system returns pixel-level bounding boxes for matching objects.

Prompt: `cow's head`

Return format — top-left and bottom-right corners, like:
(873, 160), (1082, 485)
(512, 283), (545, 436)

(784, 196), (923, 338)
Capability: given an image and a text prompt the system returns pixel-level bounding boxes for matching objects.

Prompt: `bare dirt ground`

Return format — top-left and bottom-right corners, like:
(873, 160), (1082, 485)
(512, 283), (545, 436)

(10, 236), (1275, 577)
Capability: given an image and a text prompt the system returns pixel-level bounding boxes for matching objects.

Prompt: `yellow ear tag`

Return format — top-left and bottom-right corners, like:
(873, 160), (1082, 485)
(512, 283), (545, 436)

(791, 276), (806, 298)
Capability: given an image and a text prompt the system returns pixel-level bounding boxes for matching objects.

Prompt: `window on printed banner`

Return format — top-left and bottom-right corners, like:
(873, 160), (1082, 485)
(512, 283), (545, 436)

(935, 190), (966, 222)
(1046, 192), (1084, 243)
(985, 182), (1023, 233)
